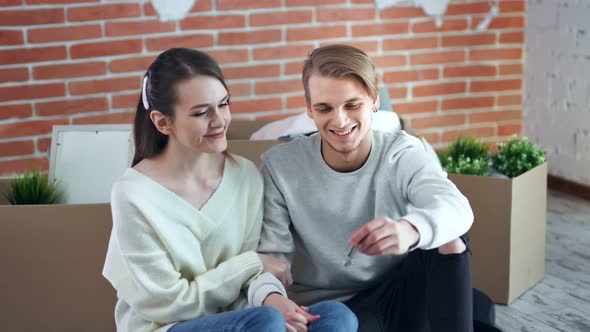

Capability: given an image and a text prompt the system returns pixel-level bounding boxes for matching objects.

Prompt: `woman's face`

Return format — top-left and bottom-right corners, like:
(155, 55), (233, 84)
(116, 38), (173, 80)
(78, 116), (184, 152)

(165, 75), (231, 155)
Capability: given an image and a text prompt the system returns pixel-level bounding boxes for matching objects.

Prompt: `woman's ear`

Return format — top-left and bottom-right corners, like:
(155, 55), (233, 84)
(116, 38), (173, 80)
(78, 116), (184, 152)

(374, 95), (380, 112)
(149, 110), (172, 135)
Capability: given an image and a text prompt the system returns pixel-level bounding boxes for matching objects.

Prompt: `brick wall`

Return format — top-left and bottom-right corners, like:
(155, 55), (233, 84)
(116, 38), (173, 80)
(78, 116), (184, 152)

(525, 0), (590, 186)
(0, 0), (525, 176)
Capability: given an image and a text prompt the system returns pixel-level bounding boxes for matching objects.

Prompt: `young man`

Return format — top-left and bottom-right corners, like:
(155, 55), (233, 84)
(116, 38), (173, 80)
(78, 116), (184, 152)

(249, 44), (474, 332)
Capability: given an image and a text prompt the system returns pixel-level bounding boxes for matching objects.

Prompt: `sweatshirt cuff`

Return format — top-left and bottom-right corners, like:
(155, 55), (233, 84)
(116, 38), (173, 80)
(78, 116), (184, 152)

(402, 213), (434, 250)
(235, 251), (264, 285)
(247, 272), (287, 307)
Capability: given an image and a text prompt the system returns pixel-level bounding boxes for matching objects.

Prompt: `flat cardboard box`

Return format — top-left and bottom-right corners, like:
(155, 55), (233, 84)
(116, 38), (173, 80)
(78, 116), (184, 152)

(228, 139), (284, 167)
(0, 179), (116, 331)
(449, 162), (548, 304)
(227, 120), (271, 140)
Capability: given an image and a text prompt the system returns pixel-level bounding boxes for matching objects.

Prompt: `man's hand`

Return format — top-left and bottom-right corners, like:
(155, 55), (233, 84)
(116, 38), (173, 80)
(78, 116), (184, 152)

(348, 217), (420, 256)
(257, 254), (293, 288)
(263, 293), (319, 332)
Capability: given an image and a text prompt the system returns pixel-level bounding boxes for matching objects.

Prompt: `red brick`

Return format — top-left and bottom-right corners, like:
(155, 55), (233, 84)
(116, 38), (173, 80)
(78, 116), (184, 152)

(35, 97), (108, 116)
(219, 30), (281, 46)
(28, 25), (101, 43)
(471, 79), (521, 92)
(218, 0), (281, 10)
(381, 7), (425, 19)
(208, 49), (249, 65)
(372, 55), (406, 69)
(446, 2), (490, 15)
(68, 4), (141, 22)
(442, 33), (496, 47)
(256, 79), (301, 95)
(112, 93), (139, 109)
(413, 82), (466, 98)
(0, 83), (64, 102)
(0, 30), (24, 45)
(223, 64), (280, 80)
(287, 0), (344, 5)
(106, 20), (176, 37)
(0, 104), (32, 120)
(330, 41), (378, 53)
(411, 114), (466, 129)
(110, 55), (155, 73)
(146, 34), (213, 51)
(33, 61), (106, 80)
(73, 111), (134, 124)
(444, 65), (496, 78)
(413, 19), (467, 34)
(287, 95), (306, 109)
(383, 36), (438, 51)
(500, 64), (523, 75)
(251, 10), (312, 26)
(253, 44), (313, 61)
(285, 61), (303, 76)
(0, 0), (21, 5)
(0, 140), (34, 158)
(389, 87), (407, 99)
(37, 137), (52, 153)
(317, 8), (375, 22)
(287, 26), (346, 42)
(384, 69), (438, 84)
(497, 94), (522, 106)
(415, 131), (440, 144)
(27, 0), (98, 3)
(255, 112), (300, 121)
(442, 96), (495, 111)
(470, 110), (521, 123)
(352, 22), (408, 38)
(469, 48), (522, 61)
(411, 50), (465, 65)
(0, 158), (49, 175)
(472, 16), (524, 30)
(0, 67), (28, 83)
(442, 127), (495, 142)
(350, 0), (373, 3)
(227, 82), (251, 97)
(0, 46), (66, 65)
(70, 76), (140, 95)
(500, 1), (525, 13)
(0, 8), (63, 26)
(230, 98), (282, 114)
(394, 101), (438, 115)
(500, 32), (524, 44)
(181, 15), (245, 30)
(71, 39), (142, 59)
(498, 123), (521, 136)
(0, 118), (68, 139)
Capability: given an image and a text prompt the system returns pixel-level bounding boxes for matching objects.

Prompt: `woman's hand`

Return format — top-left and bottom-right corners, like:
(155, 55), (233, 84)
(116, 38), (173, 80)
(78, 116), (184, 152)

(263, 293), (319, 332)
(257, 254), (293, 288)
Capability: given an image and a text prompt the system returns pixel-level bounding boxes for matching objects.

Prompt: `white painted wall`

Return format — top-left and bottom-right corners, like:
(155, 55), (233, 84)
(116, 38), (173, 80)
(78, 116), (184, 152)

(525, 0), (590, 185)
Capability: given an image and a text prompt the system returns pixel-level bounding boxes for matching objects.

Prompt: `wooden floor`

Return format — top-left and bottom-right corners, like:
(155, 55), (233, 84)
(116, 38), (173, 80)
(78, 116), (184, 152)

(495, 190), (590, 331)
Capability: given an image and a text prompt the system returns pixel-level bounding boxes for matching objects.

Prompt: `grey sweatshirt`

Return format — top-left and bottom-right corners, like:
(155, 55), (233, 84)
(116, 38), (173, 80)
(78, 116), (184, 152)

(249, 130), (473, 306)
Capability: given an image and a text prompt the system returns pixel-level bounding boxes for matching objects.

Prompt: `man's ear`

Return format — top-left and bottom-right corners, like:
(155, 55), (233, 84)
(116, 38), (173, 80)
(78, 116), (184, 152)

(149, 110), (172, 136)
(306, 104), (314, 119)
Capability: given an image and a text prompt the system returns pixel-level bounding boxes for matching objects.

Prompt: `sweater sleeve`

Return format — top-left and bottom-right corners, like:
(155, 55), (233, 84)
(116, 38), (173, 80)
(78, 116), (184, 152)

(247, 159), (295, 306)
(396, 138), (474, 250)
(108, 186), (263, 325)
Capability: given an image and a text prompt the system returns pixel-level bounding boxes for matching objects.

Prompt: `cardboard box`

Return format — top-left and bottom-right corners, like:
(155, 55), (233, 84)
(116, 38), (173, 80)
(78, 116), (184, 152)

(227, 120), (271, 140)
(228, 139), (284, 167)
(0, 179), (116, 331)
(449, 162), (548, 305)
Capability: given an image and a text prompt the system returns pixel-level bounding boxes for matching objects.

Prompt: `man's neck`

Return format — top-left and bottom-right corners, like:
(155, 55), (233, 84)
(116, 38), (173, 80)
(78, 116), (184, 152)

(321, 134), (372, 173)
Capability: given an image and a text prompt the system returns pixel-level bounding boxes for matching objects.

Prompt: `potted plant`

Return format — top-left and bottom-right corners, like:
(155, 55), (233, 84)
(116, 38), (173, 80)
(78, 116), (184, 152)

(5, 170), (63, 205)
(440, 136), (548, 305)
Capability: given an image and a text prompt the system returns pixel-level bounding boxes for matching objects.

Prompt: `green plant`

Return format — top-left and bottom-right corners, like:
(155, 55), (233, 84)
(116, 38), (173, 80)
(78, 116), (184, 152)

(492, 136), (545, 178)
(5, 170), (64, 205)
(439, 136), (492, 176)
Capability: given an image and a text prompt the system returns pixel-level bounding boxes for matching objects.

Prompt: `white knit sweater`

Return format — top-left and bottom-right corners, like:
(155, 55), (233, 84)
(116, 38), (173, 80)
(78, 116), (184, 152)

(103, 155), (264, 332)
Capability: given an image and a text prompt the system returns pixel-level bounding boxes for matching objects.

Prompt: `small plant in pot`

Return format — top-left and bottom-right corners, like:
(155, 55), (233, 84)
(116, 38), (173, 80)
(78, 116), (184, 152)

(492, 136), (545, 178)
(438, 136), (492, 176)
(5, 170), (64, 205)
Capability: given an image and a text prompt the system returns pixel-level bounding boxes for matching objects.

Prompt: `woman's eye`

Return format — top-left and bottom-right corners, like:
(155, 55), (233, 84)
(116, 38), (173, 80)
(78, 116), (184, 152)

(192, 111), (207, 117)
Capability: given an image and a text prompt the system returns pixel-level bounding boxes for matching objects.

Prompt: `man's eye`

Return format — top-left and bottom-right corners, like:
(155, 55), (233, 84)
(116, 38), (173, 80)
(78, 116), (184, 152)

(317, 108), (331, 113)
(346, 104), (361, 110)
(218, 102), (229, 108)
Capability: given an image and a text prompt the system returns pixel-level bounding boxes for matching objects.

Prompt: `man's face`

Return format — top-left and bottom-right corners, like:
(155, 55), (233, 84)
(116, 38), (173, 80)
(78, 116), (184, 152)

(306, 74), (378, 166)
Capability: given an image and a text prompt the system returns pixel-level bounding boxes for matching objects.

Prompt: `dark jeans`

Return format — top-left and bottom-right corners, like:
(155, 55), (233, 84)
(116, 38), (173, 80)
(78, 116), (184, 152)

(344, 235), (473, 332)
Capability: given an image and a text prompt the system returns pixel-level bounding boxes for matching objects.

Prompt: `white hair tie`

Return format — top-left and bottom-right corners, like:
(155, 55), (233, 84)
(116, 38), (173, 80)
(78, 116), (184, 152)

(141, 76), (150, 110)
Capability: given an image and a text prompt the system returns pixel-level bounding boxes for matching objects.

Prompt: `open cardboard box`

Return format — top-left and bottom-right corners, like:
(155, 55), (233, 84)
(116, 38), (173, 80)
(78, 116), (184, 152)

(0, 179), (116, 331)
(449, 163), (548, 305)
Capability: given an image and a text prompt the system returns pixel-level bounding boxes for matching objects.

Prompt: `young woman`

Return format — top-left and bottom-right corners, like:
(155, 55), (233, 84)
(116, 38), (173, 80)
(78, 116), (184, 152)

(102, 48), (289, 332)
